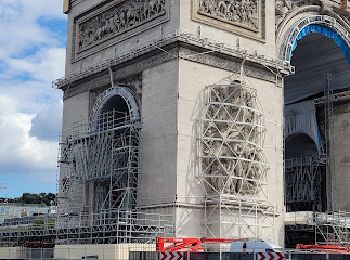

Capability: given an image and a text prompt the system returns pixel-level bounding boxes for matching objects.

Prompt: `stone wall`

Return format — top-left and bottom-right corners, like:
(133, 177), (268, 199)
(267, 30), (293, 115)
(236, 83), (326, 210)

(333, 103), (350, 211)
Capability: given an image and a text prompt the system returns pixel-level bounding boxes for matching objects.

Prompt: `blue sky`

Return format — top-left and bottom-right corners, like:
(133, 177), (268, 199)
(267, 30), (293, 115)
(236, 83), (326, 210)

(0, 0), (66, 197)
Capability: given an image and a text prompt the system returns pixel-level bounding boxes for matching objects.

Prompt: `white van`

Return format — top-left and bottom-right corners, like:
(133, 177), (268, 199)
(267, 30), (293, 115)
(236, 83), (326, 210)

(230, 240), (283, 253)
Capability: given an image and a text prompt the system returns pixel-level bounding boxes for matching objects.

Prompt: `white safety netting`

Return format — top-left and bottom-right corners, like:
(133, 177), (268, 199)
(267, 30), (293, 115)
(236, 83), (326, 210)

(284, 100), (323, 154)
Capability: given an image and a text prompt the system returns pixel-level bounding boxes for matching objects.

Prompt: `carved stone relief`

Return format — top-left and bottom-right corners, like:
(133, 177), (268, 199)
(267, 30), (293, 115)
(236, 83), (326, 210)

(274, 0), (350, 38)
(275, 0), (326, 30)
(275, 0), (293, 27)
(73, 0), (169, 61)
(193, 0), (265, 40)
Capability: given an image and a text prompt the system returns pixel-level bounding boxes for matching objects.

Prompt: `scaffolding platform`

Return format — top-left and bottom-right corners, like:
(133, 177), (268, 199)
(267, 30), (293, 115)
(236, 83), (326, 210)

(0, 210), (173, 247)
(285, 211), (350, 247)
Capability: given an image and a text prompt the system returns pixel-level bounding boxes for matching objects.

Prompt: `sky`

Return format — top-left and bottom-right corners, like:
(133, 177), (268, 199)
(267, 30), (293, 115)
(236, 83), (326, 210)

(0, 0), (67, 197)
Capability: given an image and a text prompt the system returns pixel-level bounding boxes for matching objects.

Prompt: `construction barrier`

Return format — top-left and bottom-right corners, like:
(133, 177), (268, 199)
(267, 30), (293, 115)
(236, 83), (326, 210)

(257, 252), (284, 260)
(285, 254), (350, 260)
(130, 252), (262, 260)
(2, 247), (350, 259)
(188, 252), (256, 260)
(160, 251), (186, 260)
(130, 251), (350, 260)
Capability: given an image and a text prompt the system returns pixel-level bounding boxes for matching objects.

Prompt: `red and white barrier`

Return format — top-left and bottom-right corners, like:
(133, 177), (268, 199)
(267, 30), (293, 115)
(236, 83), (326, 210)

(160, 251), (185, 260)
(160, 251), (284, 259)
(257, 252), (285, 260)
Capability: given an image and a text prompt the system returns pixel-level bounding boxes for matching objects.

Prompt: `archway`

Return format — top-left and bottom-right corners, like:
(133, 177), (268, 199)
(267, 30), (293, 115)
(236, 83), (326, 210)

(91, 86), (140, 124)
(70, 86), (141, 214)
(281, 15), (350, 213)
(100, 94), (130, 115)
(280, 15), (350, 65)
(278, 11), (350, 247)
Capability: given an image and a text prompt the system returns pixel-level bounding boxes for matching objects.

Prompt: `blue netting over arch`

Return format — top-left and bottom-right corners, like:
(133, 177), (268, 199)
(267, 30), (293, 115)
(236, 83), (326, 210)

(291, 24), (350, 64)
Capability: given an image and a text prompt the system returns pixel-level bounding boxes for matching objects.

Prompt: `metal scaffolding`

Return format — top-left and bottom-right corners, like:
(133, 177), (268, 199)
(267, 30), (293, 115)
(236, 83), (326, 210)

(313, 211), (350, 245)
(0, 209), (173, 247)
(285, 211), (350, 247)
(59, 109), (141, 214)
(198, 76), (274, 239)
(55, 209), (173, 245)
(285, 156), (326, 212)
(284, 88), (350, 247)
(53, 86), (173, 245)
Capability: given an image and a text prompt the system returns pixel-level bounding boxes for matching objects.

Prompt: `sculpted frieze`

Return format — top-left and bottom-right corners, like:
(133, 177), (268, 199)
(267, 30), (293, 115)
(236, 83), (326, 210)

(275, 0), (292, 26)
(198, 0), (259, 31)
(193, 0), (265, 40)
(73, 0), (168, 60)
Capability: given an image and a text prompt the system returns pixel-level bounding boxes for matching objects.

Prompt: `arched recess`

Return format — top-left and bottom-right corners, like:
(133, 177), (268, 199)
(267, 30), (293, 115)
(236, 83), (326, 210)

(76, 86), (142, 212)
(278, 10), (350, 215)
(91, 86), (140, 124)
(278, 13), (350, 64)
(279, 7), (350, 246)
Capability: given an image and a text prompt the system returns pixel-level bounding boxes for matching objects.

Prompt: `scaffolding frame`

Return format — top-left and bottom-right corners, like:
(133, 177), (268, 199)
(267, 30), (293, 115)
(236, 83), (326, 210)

(198, 76), (275, 240)
(284, 88), (350, 247)
(59, 109), (141, 214)
(285, 156), (326, 212)
(313, 211), (350, 245)
(52, 86), (175, 245)
(0, 209), (173, 247)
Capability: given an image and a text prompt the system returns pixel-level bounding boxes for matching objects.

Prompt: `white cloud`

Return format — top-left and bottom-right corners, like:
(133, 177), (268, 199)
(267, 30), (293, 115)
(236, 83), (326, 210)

(0, 0), (66, 186)
(0, 80), (62, 114)
(0, 0), (65, 60)
(6, 48), (66, 82)
(0, 95), (58, 170)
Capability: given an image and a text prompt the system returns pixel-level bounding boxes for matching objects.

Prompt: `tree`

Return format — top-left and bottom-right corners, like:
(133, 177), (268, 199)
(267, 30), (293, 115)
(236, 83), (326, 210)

(0, 193), (56, 206)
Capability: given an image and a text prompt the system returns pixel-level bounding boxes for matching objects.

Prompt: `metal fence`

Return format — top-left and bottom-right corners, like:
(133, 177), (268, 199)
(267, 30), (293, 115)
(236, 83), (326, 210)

(3, 247), (350, 260)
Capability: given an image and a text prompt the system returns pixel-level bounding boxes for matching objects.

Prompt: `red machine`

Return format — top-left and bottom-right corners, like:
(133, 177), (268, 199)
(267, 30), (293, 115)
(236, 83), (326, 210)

(156, 237), (243, 252)
(296, 244), (350, 254)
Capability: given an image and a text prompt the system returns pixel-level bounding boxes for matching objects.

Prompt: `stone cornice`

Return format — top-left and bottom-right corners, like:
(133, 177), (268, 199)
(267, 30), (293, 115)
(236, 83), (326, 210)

(54, 30), (293, 92)
(61, 41), (284, 100)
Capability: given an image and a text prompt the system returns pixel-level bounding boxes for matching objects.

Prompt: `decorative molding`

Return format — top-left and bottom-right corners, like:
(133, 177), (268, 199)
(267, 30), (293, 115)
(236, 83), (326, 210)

(73, 0), (169, 60)
(55, 31), (291, 90)
(275, 0), (350, 59)
(61, 44), (280, 100)
(91, 86), (140, 122)
(275, 0), (326, 30)
(193, 0), (265, 41)
(275, 0), (293, 28)
(278, 14), (350, 62)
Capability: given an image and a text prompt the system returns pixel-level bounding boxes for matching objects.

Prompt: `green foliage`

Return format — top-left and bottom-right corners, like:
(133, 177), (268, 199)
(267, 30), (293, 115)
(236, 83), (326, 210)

(0, 193), (56, 206)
